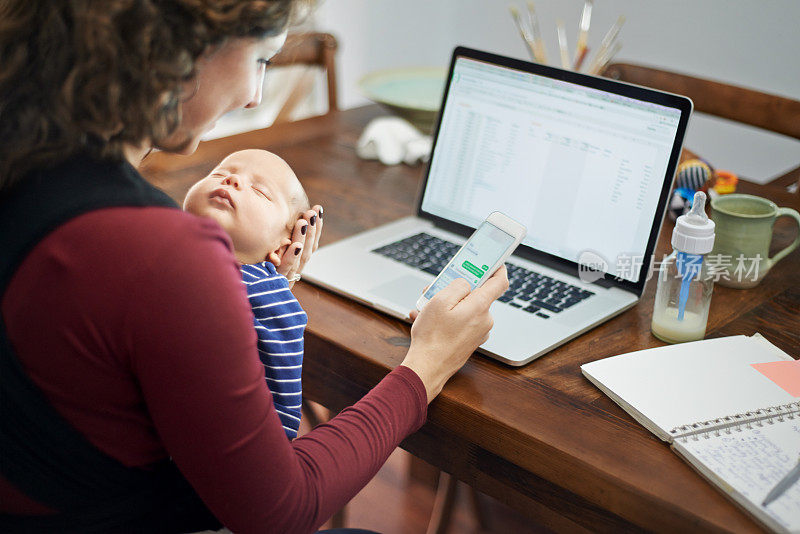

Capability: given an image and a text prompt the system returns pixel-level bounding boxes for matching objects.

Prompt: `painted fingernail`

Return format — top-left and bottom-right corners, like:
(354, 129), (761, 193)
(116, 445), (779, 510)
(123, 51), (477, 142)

(310, 215), (316, 226)
(319, 207), (324, 219)
(294, 247), (301, 255)
(300, 224), (307, 235)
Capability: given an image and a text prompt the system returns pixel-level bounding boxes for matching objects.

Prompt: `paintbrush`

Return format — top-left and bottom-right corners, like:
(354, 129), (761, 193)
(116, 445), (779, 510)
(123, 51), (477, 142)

(573, 0), (593, 71)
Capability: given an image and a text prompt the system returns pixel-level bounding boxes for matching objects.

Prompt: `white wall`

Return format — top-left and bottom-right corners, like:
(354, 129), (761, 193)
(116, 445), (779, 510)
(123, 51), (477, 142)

(314, 0), (800, 183)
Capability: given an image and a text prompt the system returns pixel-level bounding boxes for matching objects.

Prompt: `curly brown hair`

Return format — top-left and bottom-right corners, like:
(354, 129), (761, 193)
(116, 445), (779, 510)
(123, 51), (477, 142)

(0, 0), (309, 193)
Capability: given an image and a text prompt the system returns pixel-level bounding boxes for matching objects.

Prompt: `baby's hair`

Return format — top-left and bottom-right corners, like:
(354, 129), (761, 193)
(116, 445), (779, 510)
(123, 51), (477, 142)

(285, 184), (311, 234)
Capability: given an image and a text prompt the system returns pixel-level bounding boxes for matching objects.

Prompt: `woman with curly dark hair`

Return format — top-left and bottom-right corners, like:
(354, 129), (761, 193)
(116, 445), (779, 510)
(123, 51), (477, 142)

(0, 1), (508, 532)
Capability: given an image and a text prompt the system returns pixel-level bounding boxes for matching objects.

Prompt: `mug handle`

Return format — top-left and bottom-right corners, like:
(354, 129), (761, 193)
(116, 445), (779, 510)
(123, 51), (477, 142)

(768, 207), (800, 267)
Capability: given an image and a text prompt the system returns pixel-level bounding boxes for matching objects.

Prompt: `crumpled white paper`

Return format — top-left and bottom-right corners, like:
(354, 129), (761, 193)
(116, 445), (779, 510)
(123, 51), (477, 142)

(356, 116), (432, 166)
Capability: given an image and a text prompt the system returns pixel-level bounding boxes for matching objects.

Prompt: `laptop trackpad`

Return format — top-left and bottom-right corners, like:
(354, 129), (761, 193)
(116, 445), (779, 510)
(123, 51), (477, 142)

(369, 275), (428, 310)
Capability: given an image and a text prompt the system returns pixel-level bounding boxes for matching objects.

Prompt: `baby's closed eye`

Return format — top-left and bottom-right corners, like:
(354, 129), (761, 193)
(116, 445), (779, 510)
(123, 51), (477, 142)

(252, 186), (271, 200)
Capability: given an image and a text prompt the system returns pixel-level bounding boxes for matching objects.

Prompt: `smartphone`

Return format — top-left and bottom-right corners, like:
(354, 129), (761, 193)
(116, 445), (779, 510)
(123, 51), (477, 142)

(416, 211), (527, 310)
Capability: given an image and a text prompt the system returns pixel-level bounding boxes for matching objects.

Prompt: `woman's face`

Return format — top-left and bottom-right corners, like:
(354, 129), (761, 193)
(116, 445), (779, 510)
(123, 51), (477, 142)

(158, 32), (287, 154)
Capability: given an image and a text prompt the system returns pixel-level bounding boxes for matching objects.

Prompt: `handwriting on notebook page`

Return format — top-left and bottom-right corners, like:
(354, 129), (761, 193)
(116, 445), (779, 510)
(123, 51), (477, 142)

(676, 421), (800, 531)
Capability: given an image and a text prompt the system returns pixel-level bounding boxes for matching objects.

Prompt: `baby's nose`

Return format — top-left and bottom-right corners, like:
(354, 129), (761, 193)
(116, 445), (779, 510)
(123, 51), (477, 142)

(223, 176), (240, 189)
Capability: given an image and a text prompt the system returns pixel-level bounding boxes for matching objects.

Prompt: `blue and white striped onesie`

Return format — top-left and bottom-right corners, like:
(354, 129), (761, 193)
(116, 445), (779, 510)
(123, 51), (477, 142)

(241, 261), (307, 440)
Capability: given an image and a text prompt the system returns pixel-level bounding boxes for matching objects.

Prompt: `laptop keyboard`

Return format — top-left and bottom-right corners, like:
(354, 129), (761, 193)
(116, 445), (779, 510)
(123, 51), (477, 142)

(371, 232), (594, 317)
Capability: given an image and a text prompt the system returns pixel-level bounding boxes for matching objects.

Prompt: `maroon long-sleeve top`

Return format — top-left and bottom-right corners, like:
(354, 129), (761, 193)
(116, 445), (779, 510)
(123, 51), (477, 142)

(0, 206), (427, 533)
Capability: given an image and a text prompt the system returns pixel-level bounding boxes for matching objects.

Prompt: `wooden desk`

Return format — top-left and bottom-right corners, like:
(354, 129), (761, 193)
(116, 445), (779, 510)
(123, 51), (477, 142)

(141, 105), (800, 533)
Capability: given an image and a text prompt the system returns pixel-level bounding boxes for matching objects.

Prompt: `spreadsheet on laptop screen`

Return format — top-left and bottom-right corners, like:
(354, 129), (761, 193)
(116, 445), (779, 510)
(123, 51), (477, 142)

(420, 56), (682, 283)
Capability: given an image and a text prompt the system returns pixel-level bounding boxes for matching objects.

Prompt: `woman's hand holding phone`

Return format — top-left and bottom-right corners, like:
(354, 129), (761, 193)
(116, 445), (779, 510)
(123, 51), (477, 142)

(401, 265), (509, 403)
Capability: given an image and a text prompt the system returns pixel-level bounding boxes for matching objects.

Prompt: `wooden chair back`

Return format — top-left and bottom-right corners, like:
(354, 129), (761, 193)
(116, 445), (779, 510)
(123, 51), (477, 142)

(601, 63), (800, 188)
(268, 32), (338, 123)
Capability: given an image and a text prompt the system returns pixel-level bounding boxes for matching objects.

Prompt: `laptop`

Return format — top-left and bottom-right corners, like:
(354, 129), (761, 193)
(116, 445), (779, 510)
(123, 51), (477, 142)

(303, 46), (692, 366)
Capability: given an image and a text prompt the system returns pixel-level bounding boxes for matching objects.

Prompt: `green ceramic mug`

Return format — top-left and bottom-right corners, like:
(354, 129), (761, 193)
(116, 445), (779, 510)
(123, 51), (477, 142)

(709, 194), (800, 288)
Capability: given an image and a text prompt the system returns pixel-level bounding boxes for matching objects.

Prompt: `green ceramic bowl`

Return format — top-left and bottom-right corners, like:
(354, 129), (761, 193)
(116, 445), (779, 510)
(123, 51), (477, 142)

(358, 67), (447, 134)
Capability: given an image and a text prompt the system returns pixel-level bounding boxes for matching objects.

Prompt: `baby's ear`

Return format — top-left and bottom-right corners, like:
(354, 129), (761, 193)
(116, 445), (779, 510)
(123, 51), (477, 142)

(266, 238), (292, 267)
(266, 250), (282, 267)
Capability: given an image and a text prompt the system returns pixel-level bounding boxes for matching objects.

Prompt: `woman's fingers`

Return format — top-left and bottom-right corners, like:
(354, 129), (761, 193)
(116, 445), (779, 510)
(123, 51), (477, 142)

(276, 206), (323, 281)
(299, 209), (318, 268)
(466, 265), (509, 309)
(311, 205), (324, 251)
(429, 277), (471, 310)
(275, 241), (302, 278)
(290, 217), (309, 246)
(427, 266), (508, 313)
(290, 242), (303, 261)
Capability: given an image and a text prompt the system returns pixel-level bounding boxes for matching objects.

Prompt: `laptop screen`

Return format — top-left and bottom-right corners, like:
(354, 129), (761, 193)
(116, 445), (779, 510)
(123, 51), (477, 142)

(420, 52), (688, 287)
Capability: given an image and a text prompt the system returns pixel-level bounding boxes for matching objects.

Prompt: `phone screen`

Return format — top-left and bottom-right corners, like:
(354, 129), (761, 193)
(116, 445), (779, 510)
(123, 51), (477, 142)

(423, 222), (515, 300)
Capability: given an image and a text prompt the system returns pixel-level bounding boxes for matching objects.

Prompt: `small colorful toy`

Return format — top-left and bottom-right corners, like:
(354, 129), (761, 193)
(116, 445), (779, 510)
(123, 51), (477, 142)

(712, 170), (738, 195)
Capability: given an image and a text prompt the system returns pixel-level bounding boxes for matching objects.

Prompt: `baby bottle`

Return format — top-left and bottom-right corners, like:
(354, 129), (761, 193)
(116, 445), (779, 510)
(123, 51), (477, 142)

(651, 191), (715, 343)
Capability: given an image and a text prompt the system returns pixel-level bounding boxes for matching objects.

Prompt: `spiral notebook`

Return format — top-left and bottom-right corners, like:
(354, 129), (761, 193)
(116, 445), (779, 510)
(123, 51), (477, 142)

(581, 334), (800, 533)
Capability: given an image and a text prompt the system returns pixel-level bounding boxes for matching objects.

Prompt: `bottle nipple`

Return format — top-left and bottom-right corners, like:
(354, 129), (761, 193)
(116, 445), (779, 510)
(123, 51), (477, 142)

(672, 191), (715, 255)
(684, 191), (709, 225)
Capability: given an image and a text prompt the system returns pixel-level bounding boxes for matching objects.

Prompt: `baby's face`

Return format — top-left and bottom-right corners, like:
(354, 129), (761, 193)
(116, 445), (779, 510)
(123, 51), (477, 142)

(184, 149), (304, 264)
